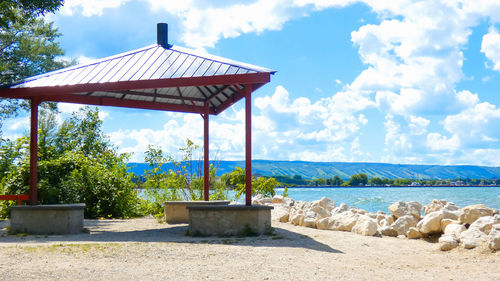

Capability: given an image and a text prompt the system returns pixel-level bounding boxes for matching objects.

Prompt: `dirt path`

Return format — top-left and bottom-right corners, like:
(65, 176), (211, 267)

(0, 218), (499, 281)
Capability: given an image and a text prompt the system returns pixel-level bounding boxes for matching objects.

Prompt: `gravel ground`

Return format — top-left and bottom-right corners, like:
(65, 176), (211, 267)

(0, 217), (499, 281)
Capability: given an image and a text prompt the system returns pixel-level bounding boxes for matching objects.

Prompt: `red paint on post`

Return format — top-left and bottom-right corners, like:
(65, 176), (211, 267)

(203, 103), (210, 201)
(245, 85), (252, 206)
(29, 98), (39, 205)
(0, 194), (29, 205)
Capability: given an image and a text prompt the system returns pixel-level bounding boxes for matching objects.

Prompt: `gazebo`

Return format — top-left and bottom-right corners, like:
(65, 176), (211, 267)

(0, 23), (275, 235)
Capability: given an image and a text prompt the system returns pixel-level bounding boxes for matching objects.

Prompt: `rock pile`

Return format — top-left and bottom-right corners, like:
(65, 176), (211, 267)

(251, 195), (500, 252)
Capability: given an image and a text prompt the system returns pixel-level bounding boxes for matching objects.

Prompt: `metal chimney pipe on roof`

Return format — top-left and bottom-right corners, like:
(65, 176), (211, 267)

(157, 23), (172, 49)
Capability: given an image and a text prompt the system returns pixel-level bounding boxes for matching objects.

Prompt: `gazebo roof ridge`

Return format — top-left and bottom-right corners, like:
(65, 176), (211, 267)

(1, 22), (276, 115)
(11, 43), (276, 89)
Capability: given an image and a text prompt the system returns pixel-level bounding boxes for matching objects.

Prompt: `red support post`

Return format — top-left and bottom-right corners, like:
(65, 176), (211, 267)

(245, 85), (252, 206)
(203, 103), (210, 201)
(29, 98), (39, 205)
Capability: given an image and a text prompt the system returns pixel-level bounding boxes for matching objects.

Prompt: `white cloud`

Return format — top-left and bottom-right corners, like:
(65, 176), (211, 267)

(58, 103), (84, 114)
(76, 55), (99, 65)
(108, 85), (371, 162)
(5, 117), (29, 131)
(146, 0), (302, 50)
(60, 0), (130, 17)
(426, 133), (460, 152)
(481, 27), (500, 72)
(442, 102), (500, 147)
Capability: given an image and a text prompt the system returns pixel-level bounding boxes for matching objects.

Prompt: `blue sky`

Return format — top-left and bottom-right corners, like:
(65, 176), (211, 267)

(5, 0), (500, 166)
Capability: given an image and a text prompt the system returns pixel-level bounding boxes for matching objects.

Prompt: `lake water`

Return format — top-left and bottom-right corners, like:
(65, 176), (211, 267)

(269, 186), (500, 213)
(141, 186), (500, 213)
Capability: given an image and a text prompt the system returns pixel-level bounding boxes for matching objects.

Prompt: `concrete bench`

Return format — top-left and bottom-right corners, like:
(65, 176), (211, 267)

(187, 205), (273, 236)
(10, 203), (85, 234)
(164, 201), (230, 224)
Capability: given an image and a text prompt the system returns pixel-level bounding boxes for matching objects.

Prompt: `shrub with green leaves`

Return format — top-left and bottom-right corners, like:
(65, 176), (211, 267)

(227, 167), (278, 199)
(140, 140), (228, 216)
(0, 106), (141, 218)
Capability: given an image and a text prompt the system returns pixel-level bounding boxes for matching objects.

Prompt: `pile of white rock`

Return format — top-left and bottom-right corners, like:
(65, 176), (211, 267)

(252, 195), (500, 251)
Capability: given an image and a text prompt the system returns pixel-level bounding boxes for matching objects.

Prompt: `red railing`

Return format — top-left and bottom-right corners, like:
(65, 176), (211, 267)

(0, 194), (29, 205)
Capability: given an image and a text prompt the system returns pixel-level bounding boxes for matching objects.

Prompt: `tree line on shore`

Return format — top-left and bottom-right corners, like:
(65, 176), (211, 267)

(274, 173), (500, 187)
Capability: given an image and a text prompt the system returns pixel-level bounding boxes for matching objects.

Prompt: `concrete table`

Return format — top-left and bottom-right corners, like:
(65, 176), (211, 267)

(164, 201), (230, 224)
(10, 203), (85, 234)
(187, 204), (273, 236)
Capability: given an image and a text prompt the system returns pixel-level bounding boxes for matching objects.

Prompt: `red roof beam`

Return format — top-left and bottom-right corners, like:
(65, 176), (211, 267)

(39, 94), (215, 114)
(0, 72), (271, 99)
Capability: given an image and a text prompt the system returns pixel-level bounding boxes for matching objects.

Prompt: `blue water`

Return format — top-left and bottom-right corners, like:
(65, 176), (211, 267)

(271, 186), (500, 213)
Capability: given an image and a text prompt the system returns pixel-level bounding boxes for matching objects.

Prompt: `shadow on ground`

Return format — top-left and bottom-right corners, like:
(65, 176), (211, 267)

(0, 219), (342, 254)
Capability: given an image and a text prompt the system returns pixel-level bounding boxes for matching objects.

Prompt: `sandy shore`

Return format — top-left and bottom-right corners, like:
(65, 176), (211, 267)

(0, 217), (499, 281)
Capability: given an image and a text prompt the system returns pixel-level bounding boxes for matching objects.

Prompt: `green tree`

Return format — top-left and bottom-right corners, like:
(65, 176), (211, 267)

(140, 140), (228, 216)
(331, 175), (344, 186)
(315, 178), (326, 186)
(346, 173), (368, 186)
(227, 167), (278, 199)
(1, 1), (72, 136)
(370, 177), (385, 186)
(0, 107), (140, 218)
(1, 0), (64, 28)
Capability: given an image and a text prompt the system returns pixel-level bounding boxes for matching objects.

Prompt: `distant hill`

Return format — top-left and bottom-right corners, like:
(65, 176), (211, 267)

(127, 160), (500, 180)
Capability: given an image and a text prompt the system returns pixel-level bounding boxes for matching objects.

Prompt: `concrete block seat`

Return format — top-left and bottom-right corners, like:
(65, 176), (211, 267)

(10, 203), (85, 234)
(164, 200), (230, 224)
(187, 204), (273, 236)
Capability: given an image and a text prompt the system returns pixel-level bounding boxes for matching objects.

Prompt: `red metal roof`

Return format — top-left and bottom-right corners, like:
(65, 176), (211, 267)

(1, 44), (275, 115)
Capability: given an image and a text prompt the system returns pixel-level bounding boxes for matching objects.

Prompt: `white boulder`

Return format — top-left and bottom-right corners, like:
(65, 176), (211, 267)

(352, 215), (378, 236)
(459, 228), (488, 249)
(349, 207), (367, 215)
(283, 197), (295, 207)
(439, 234), (459, 251)
(440, 219), (459, 231)
(459, 204), (499, 225)
(331, 203), (348, 214)
(443, 202), (460, 211)
(271, 205), (290, 222)
(444, 223), (466, 238)
(302, 211), (318, 228)
(289, 213), (304, 226)
(391, 215), (418, 236)
(407, 227), (422, 239)
(309, 204), (331, 220)
(424, 199), (447, 215)
(272, 195), (284, 204)
(317, 197), (335, 211)
(379, 226), (398, 237)
(329, 211), (359, 232)
(379, 215), (395, 227)
(316, 217), (330, 230)
(417, 211), (443, 234)
(468, 215), (500, 235)
(252, 194), (273, 205)
(388, 201), (422, 219)
(488, 228), (500, 251)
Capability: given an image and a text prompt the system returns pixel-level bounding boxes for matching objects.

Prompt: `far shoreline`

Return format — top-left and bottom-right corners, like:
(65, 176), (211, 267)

(280, 185), (500, 188)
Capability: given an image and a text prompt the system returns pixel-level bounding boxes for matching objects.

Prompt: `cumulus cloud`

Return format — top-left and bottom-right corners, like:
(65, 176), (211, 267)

(60, 0), (130, 17)
(144, 0), (303, 49)
(481, 27), (500, 72)
(108, 85), (372, 162)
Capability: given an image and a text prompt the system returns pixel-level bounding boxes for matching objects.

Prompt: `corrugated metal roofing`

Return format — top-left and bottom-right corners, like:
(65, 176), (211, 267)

(6, 44), (275, 115)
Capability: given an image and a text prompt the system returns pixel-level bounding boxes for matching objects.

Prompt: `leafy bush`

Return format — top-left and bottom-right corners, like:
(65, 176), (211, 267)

(0, 107), (141, 218)
(227, 167), (278, 199)
(139, 140), (228, 216)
